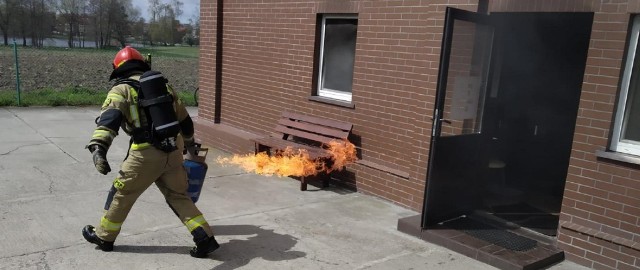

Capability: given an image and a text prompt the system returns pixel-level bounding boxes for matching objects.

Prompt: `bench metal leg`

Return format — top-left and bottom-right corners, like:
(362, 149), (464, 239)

(300, 177), (307, 191)
(256, 143), (270, 155)
(299, 174), (329, 191)
(321, 172), (331, 188)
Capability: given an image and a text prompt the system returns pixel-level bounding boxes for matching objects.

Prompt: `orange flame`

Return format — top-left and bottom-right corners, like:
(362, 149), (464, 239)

(217, 140), (357, 177)
(324, 140), (357, 173)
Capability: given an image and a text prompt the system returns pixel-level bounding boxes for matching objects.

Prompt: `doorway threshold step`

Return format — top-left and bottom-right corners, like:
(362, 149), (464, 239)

(398, 215), (564, 270)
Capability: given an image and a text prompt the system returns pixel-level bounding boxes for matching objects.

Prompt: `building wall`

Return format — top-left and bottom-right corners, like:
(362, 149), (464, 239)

(563, 3), (640, 270)
(198, 0), (217, 123)
(198, 0), (479, 211)
(198, 0), (640, 269)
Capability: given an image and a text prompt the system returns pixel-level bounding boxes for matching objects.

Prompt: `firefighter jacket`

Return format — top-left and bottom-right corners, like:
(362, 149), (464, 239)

(89, 74), (194, 151)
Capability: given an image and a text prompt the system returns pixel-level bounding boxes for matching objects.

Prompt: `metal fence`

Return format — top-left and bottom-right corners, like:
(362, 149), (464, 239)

(0, 41), (199, 104)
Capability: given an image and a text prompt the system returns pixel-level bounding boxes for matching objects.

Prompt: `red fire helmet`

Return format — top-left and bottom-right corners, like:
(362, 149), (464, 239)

(112, 46), (144, 69)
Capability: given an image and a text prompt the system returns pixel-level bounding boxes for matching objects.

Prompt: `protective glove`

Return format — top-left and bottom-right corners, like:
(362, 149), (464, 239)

(183, 136), (197, 155)
(89, 145), (111, 175)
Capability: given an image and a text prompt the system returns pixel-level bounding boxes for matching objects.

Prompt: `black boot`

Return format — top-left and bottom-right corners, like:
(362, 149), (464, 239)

(190, 236), (220, 258)
(82, 225), (114, 251)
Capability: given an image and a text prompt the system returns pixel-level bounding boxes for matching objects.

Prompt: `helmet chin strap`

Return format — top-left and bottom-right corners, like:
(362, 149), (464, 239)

(109, 60), (151, 81)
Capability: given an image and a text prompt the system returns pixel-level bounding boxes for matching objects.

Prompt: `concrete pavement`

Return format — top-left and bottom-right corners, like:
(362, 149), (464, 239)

(0, 107), (590, 270)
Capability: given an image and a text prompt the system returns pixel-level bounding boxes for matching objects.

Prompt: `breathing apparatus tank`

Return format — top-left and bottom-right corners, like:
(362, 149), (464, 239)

(138, 71), (181, 152)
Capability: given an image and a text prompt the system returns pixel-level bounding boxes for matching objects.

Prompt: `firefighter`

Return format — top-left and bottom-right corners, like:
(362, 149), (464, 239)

(82, 46), (219, 258)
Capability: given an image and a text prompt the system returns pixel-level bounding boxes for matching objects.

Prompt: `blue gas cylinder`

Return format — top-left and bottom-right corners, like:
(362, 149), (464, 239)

(184, 160), (207, 203)
(184, 146), (209, 203)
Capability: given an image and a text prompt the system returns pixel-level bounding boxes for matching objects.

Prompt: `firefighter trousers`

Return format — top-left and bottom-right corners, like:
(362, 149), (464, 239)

(97, 145), (213, 242)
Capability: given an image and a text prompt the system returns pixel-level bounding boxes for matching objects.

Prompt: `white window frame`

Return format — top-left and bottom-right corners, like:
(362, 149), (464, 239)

(612, 16), (640, 156)
(317, 14), (357, 103)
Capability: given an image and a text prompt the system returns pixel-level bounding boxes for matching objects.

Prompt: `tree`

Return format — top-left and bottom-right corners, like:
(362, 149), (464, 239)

(12, 0), (54, 47)
(112, 0), (139, 47)
(57, 0), (86, 48)
(0, 0), (17, 45)
(147, 0), (161, 46)
(86, 0), (139, 48)
(149, 3), (176, 46)
(171, 0), (182, 21)
(148, 0), (160, 22)
(16, 1), (27, 46)
(131, 17), (145, 44)
(182, 18), (194, 46)
(87, 0), (106, 48)
(192, 6), (199, 45)
(170, 0), (183, 45)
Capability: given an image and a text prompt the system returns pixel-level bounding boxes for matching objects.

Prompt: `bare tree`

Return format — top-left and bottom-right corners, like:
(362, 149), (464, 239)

(154, 4), (173, 45)
(171, 0), (182, 20)
(112, 0), (138, 47)
(192, 5), (199, 45)
(87, 0), (106, 48)
(14, 0), (52, 47)
(16, 1), (28, 46)
(131, 16), (145, 44)
(148, 0), (160, 22)
(25, 0), (47, 47)
(85, 0), (139, 48)
(149, 3), (171, 46)
(147, 0), (161, 46)
(0, 0), (17, 45)
(57, 0), (87, 48)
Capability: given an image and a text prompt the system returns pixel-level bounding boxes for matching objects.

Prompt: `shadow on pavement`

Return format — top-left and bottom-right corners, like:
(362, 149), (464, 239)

(209, 225), (306, 270)
(111, 225), (305, 270)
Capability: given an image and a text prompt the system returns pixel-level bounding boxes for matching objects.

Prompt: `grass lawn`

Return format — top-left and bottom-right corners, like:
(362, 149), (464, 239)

(1, 45), (199, 107)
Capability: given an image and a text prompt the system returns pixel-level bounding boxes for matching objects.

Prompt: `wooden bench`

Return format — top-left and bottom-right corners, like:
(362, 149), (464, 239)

(252, 111), (353, 191)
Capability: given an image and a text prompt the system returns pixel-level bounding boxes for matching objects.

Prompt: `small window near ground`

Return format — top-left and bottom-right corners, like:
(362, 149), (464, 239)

(612, 15), (640, 156)
(316, 14), (358, 103)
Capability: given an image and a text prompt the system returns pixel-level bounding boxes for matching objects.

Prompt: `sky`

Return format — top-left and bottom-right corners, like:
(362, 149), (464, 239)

(132, 0), (200, 23)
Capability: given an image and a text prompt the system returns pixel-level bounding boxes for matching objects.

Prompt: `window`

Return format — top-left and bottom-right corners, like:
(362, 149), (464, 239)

(612, 15), (640, 155)
(316, 14), (358, 103)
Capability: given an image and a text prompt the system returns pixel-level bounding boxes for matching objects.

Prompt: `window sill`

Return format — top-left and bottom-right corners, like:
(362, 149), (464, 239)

(309, 96), (355, 109)
(595, 149), (640, 166)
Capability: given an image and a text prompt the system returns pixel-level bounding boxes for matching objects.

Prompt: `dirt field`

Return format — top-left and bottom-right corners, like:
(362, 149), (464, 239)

(0, 46), (199, 93)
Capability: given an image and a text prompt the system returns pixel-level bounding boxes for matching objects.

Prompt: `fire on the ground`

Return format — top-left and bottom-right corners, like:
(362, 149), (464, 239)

(217, 140), (357, 177)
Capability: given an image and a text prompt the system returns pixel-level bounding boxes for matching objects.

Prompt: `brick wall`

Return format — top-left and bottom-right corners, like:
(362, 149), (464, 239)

(561, 5), (640, 270)
(198, 0), (217, 122)
(198, 0), (478, 211)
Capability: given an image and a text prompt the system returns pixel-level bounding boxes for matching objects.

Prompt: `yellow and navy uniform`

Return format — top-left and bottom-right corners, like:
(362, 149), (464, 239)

(88, 74), (213, 243)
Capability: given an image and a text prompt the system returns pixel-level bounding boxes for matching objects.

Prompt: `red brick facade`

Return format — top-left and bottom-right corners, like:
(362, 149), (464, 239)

(197, 0), (480, 211)
(197, 0), (640, 269)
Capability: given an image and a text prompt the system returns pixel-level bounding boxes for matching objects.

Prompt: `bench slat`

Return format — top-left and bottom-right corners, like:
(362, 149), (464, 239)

(254, 137), (331, 159)
(275, 125), (335, 145)
(282, 111), (353, 131)
(253, 112), (353, 191)
(277, 118), (350, 139)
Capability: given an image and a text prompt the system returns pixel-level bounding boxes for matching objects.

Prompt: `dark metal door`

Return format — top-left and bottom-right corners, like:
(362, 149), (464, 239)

(422, 8), (495, 227)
